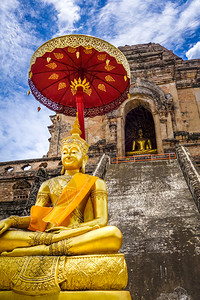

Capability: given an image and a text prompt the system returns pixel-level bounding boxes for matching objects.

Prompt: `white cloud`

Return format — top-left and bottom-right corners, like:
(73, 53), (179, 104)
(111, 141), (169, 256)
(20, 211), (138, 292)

(41, 0), (81, 35)
(177, 0), (200, 31)
(92, 0), (200, 49)
(186, 41), (200, 59)
(0, 92), (51, 162)
(0, 0), (38, 83)
(0, 0), (51, 162)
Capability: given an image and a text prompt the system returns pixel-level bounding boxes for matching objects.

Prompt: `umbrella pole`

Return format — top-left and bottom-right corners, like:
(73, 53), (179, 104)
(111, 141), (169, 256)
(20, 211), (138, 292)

(75, 90), (85, 140)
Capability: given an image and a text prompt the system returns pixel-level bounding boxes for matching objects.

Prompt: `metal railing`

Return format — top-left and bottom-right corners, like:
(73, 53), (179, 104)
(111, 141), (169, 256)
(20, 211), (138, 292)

(111, 153), (176, 164)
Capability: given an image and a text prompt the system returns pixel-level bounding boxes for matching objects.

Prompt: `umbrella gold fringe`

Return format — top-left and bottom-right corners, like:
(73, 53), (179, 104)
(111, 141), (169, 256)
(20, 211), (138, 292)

(29, 34), (130, 79)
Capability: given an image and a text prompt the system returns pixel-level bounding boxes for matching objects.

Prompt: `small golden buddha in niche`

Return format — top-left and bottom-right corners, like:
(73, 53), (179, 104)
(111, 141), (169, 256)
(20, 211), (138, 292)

(0, 115), (122, 256)
(132, 129), (152, 152)
(126, 128), (157, 156)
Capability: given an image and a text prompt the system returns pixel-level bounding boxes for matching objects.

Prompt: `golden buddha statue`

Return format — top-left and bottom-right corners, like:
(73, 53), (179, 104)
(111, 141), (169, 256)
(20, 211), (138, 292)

(126, 129), (156, 156)
(0, 115), (131, 299)
(132, 129), (152, 152)
(0, 115), (122, 257)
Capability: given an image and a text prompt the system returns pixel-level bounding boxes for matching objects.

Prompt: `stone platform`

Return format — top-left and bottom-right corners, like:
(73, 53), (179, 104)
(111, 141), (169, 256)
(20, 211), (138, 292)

(0, 254), (130, 298)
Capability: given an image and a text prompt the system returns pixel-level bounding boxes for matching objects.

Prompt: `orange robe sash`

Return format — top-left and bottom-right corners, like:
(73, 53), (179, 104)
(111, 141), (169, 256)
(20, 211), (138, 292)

(28, 173), (98, 232)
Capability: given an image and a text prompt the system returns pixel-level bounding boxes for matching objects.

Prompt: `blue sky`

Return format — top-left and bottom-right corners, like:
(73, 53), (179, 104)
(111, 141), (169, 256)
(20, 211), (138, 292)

(0, 0), (200, 162)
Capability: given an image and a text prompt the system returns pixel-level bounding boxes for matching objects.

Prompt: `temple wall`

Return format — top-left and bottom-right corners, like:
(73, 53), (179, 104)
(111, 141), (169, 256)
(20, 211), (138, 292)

(177, 88), (200, 132)
(0, 157), (57, 218)
(0, 181), (15, 203)
(48, 114), (107, 158)
(194, 87), (200, 112)
(85, 116), (105, 144)
(185, 144), (200, 158)
(0, 158), (58, 218)
(159, 83), (184, 131)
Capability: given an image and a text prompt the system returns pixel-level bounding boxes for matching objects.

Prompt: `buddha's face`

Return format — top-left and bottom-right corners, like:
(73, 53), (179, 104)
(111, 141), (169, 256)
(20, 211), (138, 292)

(61, 143), (83, 171)
(138, 129), (143, 138)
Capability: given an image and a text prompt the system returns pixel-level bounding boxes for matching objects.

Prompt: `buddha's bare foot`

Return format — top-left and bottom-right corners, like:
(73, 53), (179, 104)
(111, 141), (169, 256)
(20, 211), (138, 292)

(1, 250), (17, 257)
(1, 245), (49, 256)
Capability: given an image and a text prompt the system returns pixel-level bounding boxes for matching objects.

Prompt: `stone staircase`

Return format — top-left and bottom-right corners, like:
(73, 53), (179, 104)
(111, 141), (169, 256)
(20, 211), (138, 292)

(105, 159), (200, 300)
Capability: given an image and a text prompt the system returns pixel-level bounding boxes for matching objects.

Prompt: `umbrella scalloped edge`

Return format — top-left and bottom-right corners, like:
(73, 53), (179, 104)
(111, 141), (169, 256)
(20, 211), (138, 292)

(29, 79), (129, 118)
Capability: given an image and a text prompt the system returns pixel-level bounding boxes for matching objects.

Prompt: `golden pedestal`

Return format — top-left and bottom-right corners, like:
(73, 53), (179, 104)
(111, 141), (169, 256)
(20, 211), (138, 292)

(0, 291), (131, 300)
(0, 254), (131, 299)
(126, 149), (157, 156)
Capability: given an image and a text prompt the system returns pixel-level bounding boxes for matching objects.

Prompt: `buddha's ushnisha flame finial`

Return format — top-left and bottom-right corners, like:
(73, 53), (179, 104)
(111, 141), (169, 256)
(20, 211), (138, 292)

(60, 112), (89, 157)
(70, 112), (82, 136)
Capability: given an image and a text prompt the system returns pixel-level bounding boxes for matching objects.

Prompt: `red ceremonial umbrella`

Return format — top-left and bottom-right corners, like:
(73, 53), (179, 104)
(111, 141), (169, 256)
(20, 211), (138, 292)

(28, 35), (130, 139)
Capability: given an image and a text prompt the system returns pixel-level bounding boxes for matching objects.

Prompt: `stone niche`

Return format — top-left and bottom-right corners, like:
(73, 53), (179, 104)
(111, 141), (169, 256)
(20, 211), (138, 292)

(12, 179), (31, 201)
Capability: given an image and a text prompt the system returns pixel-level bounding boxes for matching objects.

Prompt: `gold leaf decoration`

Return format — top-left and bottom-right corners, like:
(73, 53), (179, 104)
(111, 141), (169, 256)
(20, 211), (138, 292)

(106, 59), (110, 66)
(47, 57), (51, 63)
(27, 90), (30, 96)
(48, 73), (59, 80)
(84, 46), (93, 50)
(116, 59), (122, 64)
(84, 49), (92, 54)
(105, 64), (115, 71)
(124, 75), (127, 82)
(76, 51), (80, 59)
(58, 82), (66, 90)
(85, 88), (92, 96)
(29, 71), (32, 78)
(53, 53), (64, 59)
(105, 75), (115, 82)
(71, 88), (76, 95)
(68, 47), (77, 53)
(46, 62), (57, 69)
(97, 54), (106, 61)
(98, 84), (106, 92)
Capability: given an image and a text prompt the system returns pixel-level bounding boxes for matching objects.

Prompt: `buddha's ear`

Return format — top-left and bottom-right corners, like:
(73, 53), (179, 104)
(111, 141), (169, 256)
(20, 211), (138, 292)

(81, 155), (88, 173)
(61, 166), (65, 175)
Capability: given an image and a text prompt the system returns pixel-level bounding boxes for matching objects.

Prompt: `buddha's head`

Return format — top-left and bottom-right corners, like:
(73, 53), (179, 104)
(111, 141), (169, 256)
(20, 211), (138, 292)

(60, 114), (89, 174)
(138, 129), (143, 138)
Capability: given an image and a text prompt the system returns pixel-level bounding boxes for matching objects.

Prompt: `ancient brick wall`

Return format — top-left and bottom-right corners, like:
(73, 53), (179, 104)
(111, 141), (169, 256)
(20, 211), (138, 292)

(47, 113), (116, 158)
(0, 157), (59, 218)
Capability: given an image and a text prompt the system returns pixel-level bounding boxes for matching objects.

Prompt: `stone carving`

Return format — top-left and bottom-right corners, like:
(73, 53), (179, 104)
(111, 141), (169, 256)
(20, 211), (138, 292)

(22, 167), (49, 215)
(0, 254), (127, 295)
(129, 78), (173, 116)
